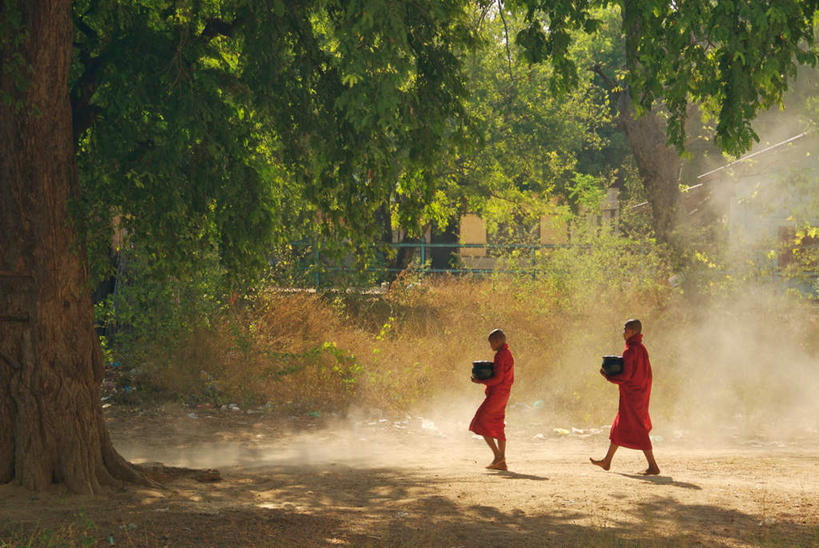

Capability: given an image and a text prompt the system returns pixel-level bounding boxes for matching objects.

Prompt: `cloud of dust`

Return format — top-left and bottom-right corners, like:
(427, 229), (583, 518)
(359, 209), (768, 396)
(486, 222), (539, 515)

(116, 293), (817, 472)
(652, 100), (819, 444)
(115, 81), (818, 469)
(653, 295), (819, 443)
(116, 400), (488, 470)
(406, 100), (819, 448)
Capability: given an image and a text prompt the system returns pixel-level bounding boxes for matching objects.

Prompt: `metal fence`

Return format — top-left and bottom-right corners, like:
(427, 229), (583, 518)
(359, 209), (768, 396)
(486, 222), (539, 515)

(290, 242), (578, 287)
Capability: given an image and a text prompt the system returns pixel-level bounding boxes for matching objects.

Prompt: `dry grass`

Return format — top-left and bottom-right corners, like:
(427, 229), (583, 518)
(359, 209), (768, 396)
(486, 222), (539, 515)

(127, 265), (675, 422)
(122, 243), (819, 434)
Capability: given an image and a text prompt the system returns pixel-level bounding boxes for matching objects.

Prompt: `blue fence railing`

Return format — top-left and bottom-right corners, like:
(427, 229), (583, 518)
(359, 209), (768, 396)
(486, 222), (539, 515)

(287, 242), (579, 287)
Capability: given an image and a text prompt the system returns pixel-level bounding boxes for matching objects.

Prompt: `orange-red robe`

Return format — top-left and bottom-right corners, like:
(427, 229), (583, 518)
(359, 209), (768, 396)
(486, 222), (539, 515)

(469, 343), (514, 441)
(604, 333), (653, 450)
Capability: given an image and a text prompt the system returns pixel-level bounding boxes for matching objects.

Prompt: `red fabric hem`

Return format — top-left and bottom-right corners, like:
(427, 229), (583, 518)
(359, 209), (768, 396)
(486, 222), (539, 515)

(470, 390), (509, 441)
(469, 425), (506, 441)
(610, 434), (652, 451)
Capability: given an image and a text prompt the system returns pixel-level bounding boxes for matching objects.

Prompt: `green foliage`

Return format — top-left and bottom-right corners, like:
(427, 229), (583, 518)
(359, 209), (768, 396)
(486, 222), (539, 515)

(509, 0), (819, 156)
(428, 7), (628, 240)
(95, 240), (229, 395)
(72, 0), (478, 286)
(567, 173), (606, 213)
(95, 239), (374, 406)
(69, 0), (816, 289)
(540, 221), (671, 310)
(512, 0), (601, 94)
(785, 225), (819, 298)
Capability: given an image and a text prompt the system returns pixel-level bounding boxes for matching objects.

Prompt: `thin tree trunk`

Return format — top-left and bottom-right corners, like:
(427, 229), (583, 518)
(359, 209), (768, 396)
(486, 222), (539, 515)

(389, 237), (421, 278)
(376, 202), (421, 281)
(0, 0), (147, 493)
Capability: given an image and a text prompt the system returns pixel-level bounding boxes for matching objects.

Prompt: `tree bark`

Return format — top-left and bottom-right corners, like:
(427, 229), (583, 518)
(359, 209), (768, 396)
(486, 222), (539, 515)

(617, 95), (682, 246)
(616, 0), (683, 246)
(376, 202), (422, 281)
(0, 0), (146, 493)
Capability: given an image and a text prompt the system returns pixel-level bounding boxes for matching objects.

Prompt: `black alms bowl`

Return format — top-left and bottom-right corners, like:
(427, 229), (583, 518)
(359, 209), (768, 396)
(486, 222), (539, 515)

(601, 355), (624, 376)
(472, 360), (494, 380)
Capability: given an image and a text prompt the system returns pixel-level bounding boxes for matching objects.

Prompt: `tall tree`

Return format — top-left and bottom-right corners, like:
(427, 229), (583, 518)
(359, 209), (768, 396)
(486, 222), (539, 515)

(1, 0), (476, 492)
(508, 0), (818, 244)
(1, 0), (146, 492)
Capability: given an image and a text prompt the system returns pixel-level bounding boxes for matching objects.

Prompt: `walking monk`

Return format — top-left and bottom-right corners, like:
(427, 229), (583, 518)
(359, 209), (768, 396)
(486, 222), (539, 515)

(591, 319), (660, 475)
(470, 329), (514, 471)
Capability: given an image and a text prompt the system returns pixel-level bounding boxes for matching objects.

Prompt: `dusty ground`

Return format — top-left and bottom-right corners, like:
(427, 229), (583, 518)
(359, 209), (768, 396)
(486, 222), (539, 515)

(1, 404), (818, 547)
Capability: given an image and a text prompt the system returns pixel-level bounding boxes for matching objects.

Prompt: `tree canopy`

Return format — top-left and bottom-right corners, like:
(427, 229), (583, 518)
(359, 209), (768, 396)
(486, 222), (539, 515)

(509, 0), (818, 155)
(72, 1), (819, 280)
(72, 0), (478, 284)
(423, 6), (629, 243)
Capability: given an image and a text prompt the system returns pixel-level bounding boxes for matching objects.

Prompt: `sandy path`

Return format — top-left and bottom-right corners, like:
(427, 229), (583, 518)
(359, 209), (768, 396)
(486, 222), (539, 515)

(1, 407), (817, 546)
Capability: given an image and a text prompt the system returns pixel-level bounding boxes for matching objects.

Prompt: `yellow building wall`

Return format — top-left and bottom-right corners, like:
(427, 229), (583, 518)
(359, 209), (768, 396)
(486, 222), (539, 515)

(459, 214), (487, 257)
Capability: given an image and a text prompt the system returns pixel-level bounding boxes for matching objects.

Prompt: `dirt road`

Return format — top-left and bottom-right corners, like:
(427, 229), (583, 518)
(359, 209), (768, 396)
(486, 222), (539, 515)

(1, 406), (817, 546)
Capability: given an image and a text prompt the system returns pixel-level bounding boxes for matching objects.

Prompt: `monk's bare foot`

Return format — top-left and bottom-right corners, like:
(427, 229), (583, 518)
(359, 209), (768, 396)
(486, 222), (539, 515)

(487, 459), (507, 471)
(589, 458), (610, 471)
(640, 467), (660, 475)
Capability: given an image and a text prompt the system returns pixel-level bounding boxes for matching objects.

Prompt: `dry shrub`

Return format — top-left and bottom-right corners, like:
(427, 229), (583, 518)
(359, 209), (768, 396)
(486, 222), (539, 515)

(182, 291), (368, 412)
(127, 240), (675, 422)
(123, 236), (819, 437)
(204, 258), (669, 420)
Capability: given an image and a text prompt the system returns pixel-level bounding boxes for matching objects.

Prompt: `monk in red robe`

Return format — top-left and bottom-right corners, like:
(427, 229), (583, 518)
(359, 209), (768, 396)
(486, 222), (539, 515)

(470, 329), (514, 471)
(591, 319), (660, 475)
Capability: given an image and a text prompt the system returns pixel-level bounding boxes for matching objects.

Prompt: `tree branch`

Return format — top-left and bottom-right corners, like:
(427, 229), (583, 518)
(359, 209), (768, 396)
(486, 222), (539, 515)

(497, 0), (515, 85)
(74, 16), (99, 43)
(591, 63), (617, 92)
(71, 44), (108, 145)
(71, 14), (246, 145)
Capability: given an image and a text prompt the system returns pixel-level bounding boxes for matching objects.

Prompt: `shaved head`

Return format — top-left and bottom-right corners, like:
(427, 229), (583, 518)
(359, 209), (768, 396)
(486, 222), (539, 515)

(624, 319), (642, 334)
(488, 329), (506, 344)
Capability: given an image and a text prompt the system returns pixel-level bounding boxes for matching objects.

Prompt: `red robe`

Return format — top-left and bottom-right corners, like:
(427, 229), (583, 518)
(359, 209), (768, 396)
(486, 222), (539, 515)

(469, 343), (514, 441)
(604, 333), (653, 450)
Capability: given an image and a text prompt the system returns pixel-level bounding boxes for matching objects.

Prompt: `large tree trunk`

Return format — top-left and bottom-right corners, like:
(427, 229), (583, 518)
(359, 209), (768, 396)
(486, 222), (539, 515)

(617, 94), (682, 246)
(617, 0), (683, 246)
(0, 0), (145, 493)
(592, 63), (682, 246)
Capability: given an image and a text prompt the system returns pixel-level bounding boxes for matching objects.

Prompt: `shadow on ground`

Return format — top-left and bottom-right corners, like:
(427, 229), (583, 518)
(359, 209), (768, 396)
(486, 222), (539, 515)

(98, 464), (819, 546)
(2, 461), (818, 547)
(618, 473), (703, 490)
